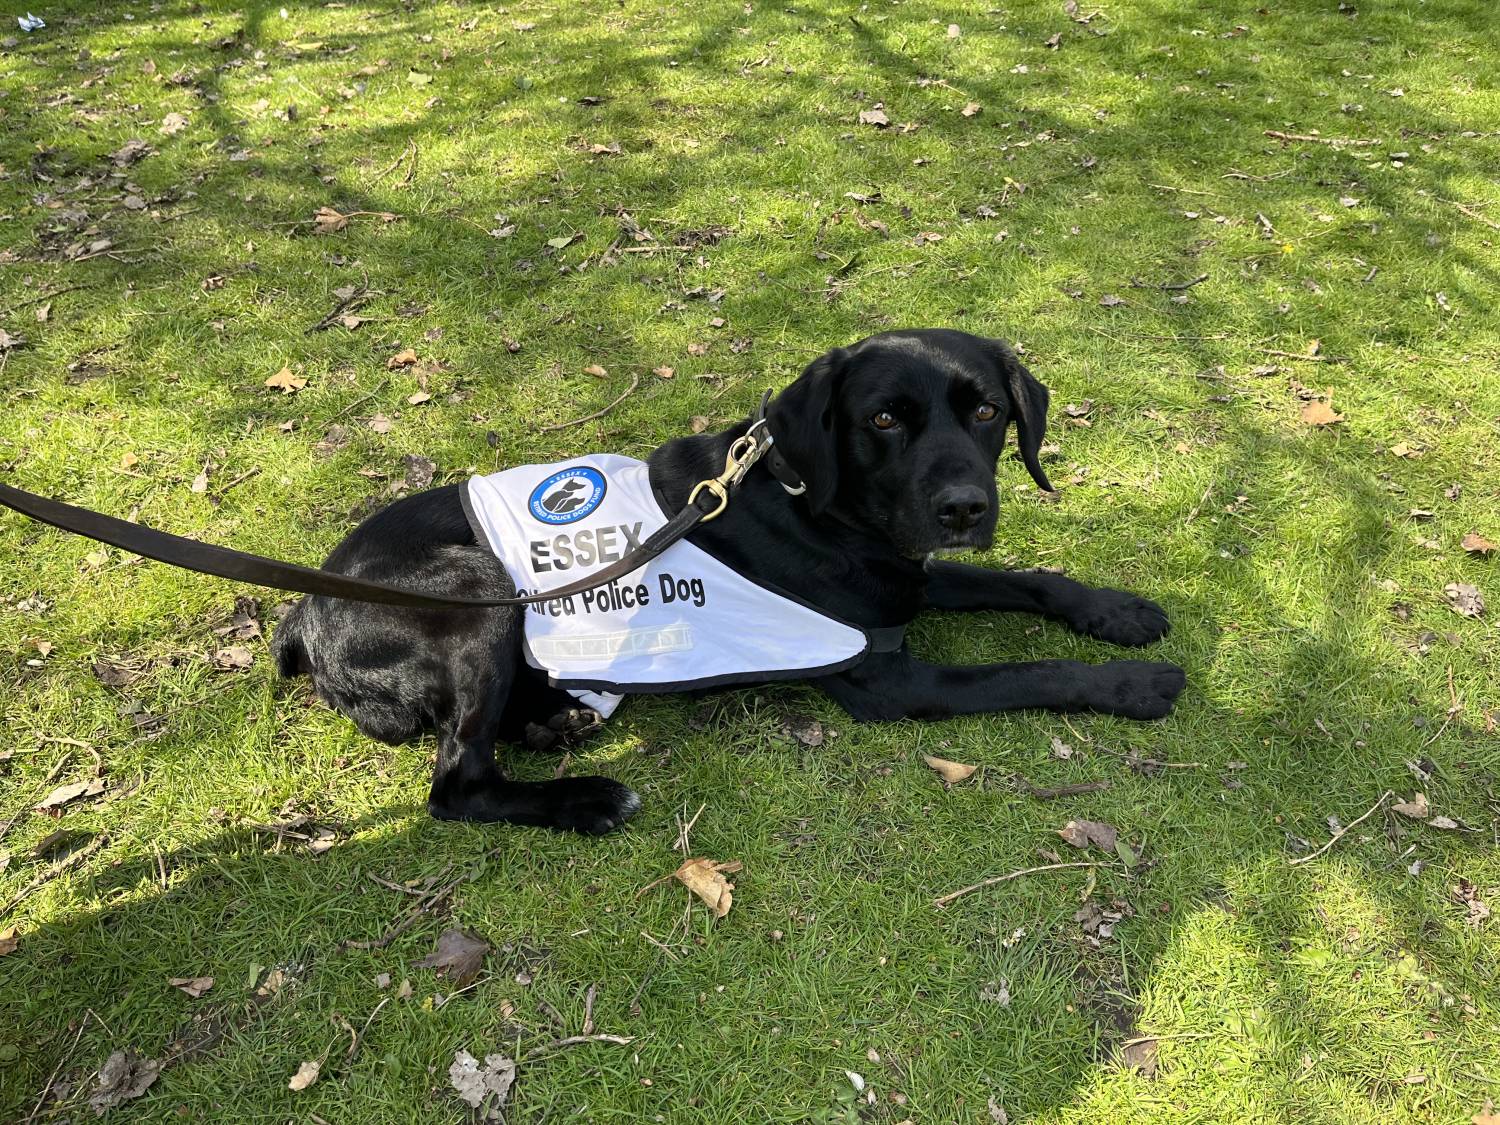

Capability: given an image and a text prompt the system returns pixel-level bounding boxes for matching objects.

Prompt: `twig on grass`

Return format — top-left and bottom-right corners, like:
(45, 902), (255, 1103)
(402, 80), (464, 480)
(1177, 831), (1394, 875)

(0, 284), (94, 318)
(540, 374), (641, 432)
(1263, 129), (1380, 147)
(1259, 348), (1347, 363)
(1443, 199), (1500, 231)
(323, 377), (391, 424)
(1, 835), (108, 917)
(1015, 777), (1113, 800)
(348, 998), (389, 1061)
(1287, 791), (1392, 867)
(1148, 183), (1215, 196)
(582, 983), (598, 1036)
(1130, 273), (1210, 292)
(933, 862), (1110, 908)
(22, 1009), (95, 1124)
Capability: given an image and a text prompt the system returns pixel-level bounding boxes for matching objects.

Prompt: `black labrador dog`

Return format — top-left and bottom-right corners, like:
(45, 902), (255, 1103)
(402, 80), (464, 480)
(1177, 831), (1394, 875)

(273, 329), (1185, 833)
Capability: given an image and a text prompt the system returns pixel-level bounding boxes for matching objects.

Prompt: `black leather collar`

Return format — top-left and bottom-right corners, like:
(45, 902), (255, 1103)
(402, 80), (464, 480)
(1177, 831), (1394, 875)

(752, 389), (807, 496)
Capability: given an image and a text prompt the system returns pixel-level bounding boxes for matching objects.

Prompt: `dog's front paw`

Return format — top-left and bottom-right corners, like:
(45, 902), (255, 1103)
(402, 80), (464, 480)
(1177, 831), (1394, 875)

(1071, 589), (1171, 647)
(1091, 660), (1186, 720)
(550, 776), (643, 835)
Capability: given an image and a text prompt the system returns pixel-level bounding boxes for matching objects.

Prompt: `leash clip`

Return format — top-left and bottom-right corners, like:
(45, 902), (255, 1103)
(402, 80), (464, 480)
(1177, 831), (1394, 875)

(688, 425), (770, 522)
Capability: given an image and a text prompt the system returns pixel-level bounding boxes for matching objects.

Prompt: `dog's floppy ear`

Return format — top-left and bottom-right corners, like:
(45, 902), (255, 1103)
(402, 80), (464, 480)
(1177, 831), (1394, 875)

(766, 346), (849, 514)
(986, 339), (1054, 492)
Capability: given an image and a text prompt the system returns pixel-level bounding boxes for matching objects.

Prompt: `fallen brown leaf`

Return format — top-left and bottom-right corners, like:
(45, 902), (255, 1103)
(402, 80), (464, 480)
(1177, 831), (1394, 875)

(674, 857), (743, 918)
(1391, 792), (1429, 819)
(652, 365), (675, 379)
(288, 1059), (321, 1091)
(36, 778), (108, 812)
(858, 107), (890, 127)
(0, 926), (17, 956)
(1462, 532), (1496, 555)
(413, 928), (490, 987)
(89, 1050), (161, 1115)
(211, 646), (254, 671)
(582, 363), (608, 378)
(1300, 397), (1344, 426)
(264, 366), (307, 394)
(313, 206), (349, 233)
(1058, 818), (1119, 852)
(1445, 582), (1485, 618)
(387, 348), (419, 369)
(922, 753), (977, 784)
(168, 975), (214, 998)
(961, 102), (982, 117)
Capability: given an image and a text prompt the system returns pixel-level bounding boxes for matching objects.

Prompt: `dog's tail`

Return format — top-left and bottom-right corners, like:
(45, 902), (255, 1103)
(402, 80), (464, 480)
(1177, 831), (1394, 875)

(271, 600), (310, 678)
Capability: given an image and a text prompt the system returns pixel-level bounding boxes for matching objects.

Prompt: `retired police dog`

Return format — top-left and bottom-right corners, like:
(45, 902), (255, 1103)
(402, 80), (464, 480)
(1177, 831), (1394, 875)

(273, 329), (1185, 833)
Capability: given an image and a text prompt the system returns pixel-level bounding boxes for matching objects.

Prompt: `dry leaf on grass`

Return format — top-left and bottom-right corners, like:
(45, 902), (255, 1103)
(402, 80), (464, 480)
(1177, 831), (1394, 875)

(1300, 397), (1344, 426)
(449, 1049), (516, 1118)
(211, 646), (254, 671)
(413, 928), (490, 987)
(1391, 792), (1429, 819)
(387, 348), (419, 369)
(961, 101), (982, 117)
(674, 857), (743, 918)
(0, 926), (18, 956)
(264, 366), (306, 394)
(36, 778), (107, 812)
(1445, 582), (1485, 618)
(652, 366), (675, 379)
(1462, 533), (1497, 555)
(89, 1050), (161, 1114)
(922, 754), (977, 784)
(313, 206), (349, 233)
(1058, 818), (1119, 852)
(1453, 881), (1490, 928)
(169, 975), (214, 998)
(288, 1059), (321, 1091)
(582, 363), (608, 378)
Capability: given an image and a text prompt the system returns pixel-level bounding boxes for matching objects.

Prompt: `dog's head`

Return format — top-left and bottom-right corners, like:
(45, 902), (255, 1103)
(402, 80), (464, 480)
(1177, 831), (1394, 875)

(766, 329), (1052, 557)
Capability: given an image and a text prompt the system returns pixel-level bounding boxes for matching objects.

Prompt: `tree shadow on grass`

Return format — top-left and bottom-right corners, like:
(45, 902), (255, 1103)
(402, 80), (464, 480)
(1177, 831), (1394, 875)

(3, 0), (1498, 1120)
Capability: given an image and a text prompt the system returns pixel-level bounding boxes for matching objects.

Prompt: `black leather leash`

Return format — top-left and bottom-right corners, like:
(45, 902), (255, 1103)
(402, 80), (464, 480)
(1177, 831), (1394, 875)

(0, 394), (802, 611)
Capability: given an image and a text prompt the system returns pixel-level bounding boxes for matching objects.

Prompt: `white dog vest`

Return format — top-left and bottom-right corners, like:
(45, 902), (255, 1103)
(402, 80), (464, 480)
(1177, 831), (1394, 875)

(461, 454), (875, 718)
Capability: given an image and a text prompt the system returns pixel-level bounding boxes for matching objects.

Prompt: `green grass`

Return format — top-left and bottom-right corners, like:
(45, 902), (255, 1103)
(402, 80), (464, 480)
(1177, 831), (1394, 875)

(2, 0), (1499, 1120)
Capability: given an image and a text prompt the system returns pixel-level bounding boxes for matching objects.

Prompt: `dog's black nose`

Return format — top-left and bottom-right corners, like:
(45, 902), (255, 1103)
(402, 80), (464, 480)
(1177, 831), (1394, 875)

(934, 485), (989, 531)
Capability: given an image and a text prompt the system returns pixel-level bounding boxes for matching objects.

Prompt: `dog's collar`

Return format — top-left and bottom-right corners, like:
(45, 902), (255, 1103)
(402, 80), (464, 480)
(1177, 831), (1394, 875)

(752, 389), (807, 497)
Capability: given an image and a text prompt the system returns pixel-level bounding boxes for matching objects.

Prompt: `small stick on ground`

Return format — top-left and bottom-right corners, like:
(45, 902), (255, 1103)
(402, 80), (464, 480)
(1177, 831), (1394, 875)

(324, 377), (391, 424)
(1259, 348), (1347, 363)
(1183, 482), (1216, 525)
(1015, 778), (1113, 800)
(348, 997), (389, 1061)
(1443, 199), (1500, 231)
(1148, 183), (1214, 196)
(582, 983), (598, 1036)
(23, 1009), (93, 1124)
(934, 862), (1110, 908)
(1287, 791), (1392, 867)
(0, 284), (93, 318)
(541, 374), (642, 432)
(212, 466), (261, 499)
(1263, 129), (1380, 147)
(1157, 273), (1209, 291)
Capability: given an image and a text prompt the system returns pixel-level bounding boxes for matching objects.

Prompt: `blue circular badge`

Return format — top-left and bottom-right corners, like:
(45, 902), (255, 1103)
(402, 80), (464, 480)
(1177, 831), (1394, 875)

(528, 466), (607, 525)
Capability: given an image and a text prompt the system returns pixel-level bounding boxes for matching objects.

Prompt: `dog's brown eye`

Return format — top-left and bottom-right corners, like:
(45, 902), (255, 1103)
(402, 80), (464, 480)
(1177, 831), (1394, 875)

(975, 402), (999, 422)
(870, 410), (899, 430)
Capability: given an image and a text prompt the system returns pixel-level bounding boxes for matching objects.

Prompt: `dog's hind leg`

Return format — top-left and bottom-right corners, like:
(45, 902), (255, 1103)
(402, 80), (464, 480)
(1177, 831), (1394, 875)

(427, 623), (639, 833)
